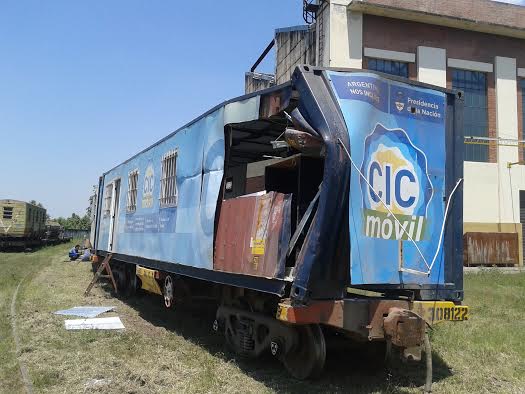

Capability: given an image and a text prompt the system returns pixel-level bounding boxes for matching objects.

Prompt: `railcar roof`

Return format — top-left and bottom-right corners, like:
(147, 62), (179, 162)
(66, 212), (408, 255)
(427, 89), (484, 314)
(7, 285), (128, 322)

(100, 65), (458, 177)
(102, 81), (292, 176)
(0, 199), (45, 209)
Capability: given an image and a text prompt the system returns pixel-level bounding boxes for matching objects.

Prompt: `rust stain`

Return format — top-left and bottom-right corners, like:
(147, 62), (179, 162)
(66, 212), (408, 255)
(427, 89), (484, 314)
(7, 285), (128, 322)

(214, 192), (291, 278)
(463, 232), (519, 266)
(383, 307), (425, 348)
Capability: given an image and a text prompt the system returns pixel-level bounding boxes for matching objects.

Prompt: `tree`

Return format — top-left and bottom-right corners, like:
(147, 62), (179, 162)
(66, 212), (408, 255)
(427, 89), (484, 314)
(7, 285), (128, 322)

(49, 193), (93, 230)
(53, 213), (91, 230)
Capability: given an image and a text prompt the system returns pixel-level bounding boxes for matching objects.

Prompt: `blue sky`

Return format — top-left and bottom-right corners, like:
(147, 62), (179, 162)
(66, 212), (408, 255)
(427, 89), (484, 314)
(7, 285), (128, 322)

(2, 1), (524, 218)
(0, 1), (304, 218)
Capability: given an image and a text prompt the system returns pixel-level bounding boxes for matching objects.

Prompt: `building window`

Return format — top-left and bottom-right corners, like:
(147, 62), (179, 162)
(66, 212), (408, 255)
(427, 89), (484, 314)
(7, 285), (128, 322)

(103, 184), (113, 217)
(452, 69), (489, 162)
(367, 58), (409, 78)
(3, 207), (13, 219)
(126, 170), (139, 213)
(160, 150), (178, 208)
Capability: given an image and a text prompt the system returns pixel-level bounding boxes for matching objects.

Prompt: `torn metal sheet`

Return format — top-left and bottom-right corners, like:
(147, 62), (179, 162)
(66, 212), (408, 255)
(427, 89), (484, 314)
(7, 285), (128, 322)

(64, 316), (124, 330)
(54, 306), (115, 318)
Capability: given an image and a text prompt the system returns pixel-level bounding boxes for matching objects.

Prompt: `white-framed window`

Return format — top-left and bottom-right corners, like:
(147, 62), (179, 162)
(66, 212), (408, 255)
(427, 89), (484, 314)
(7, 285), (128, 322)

(160, 150), (178, 208)
(103, 184), (113, 217)
(126, 169), (139, 213)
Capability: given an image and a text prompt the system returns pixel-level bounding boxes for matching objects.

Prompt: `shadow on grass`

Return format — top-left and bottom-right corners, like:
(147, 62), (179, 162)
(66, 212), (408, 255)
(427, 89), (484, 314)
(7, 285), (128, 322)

(115, 287), (452, 393)
(0, 240), (72, 254)
(0, 245), (45, 253)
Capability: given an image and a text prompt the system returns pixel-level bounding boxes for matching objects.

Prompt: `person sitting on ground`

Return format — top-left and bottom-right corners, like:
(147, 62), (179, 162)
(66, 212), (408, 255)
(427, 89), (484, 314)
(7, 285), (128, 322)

(80, 248), (92, 262)
(69, 245), (81, 261)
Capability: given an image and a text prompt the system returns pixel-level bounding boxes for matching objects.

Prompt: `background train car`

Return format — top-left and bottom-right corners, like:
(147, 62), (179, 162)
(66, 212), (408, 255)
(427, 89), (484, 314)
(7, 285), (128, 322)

(92, 66), (467, 382)
(0, 199), (46, 248)
(42, 221), (70, 245)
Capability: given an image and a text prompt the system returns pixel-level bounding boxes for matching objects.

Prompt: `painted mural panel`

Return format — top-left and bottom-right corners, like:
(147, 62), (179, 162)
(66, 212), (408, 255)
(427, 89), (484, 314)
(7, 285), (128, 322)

(327, 71), (447, 286)
(96, 96), (259, 270)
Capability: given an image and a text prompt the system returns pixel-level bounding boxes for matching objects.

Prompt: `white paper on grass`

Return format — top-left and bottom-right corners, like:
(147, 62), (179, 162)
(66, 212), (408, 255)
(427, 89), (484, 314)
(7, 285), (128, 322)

(54, 306), (115, 318)
(65, 316), (124, 330)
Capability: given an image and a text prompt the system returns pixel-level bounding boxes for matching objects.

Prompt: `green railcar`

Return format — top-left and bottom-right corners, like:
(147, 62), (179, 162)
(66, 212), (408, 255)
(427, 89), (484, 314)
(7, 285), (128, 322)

(0, 199), (46, 248)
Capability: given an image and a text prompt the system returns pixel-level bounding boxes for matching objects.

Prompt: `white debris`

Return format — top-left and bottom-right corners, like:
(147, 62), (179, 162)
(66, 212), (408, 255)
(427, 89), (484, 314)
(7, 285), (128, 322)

(54, 306), (115, 318)
(64, 316), (124, 330)
(84, 378), (112, 389)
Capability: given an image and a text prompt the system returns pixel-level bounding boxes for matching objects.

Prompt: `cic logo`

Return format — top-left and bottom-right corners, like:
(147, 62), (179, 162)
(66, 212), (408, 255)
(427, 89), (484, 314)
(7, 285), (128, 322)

(360, 124), (433, 241)
(142, 163), (154, 208)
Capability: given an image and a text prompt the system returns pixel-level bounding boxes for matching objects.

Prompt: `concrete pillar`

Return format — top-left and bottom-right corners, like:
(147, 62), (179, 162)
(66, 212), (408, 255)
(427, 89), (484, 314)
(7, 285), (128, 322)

(495, 56), (519, 223)
(327, 1), (362, 69)
(495, 57), (519, 159)
(417, 46), (447, 88)
(347, 11), (363, 69)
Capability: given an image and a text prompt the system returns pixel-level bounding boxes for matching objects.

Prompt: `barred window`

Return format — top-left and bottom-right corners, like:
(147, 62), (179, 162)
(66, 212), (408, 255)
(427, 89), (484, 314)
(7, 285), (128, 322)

(3, 207), (12, 219)
(160, 150), (178, 208)
(126, 169), (139, 213)
(103, 184), (112, 217)
(368, 58), (409, 78)
(452, 69), (489, 162)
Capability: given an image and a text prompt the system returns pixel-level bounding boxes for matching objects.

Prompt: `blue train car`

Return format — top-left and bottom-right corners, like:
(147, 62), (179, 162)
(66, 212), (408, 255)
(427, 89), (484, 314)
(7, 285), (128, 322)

(92, 66), (468, 382)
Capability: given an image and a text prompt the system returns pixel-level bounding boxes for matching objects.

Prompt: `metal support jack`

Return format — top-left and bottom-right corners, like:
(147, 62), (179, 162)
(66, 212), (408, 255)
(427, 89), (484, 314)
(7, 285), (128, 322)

(84, 254), (118, 296)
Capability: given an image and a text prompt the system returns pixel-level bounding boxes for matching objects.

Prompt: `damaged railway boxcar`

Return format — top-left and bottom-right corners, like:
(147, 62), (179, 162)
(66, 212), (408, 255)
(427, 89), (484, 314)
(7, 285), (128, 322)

(0, 199), (46, 248)
(91, 66), (468, 383)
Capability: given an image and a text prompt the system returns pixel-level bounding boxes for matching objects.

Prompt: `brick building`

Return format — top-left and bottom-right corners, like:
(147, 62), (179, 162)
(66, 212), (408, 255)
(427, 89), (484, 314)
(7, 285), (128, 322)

(250, 0), (525, 266)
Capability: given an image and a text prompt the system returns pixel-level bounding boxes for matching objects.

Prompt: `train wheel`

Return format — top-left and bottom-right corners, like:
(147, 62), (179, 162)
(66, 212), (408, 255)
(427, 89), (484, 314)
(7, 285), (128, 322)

(121, 264), (137, 297)
(283, 324), (326, 380)
(113, 265), (127, 296)
(164, 275), (174, 308)
(126, 266), (138, 297)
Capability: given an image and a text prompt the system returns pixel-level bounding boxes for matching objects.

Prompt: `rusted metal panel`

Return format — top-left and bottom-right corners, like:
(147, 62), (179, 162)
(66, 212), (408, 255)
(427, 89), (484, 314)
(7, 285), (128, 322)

(258, 85), (292, 119)
(276, 299), (346, 326)
(463, 232), (519, 266)
(214, 192), (292, 278)
(276, 298), (409, 339)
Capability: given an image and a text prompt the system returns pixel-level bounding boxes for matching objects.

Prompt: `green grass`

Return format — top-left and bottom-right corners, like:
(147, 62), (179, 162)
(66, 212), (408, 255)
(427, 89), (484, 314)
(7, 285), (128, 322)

(430, 272), (525, 393)
(0, 244), (68, 393)
(1, 245), (524, 393)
